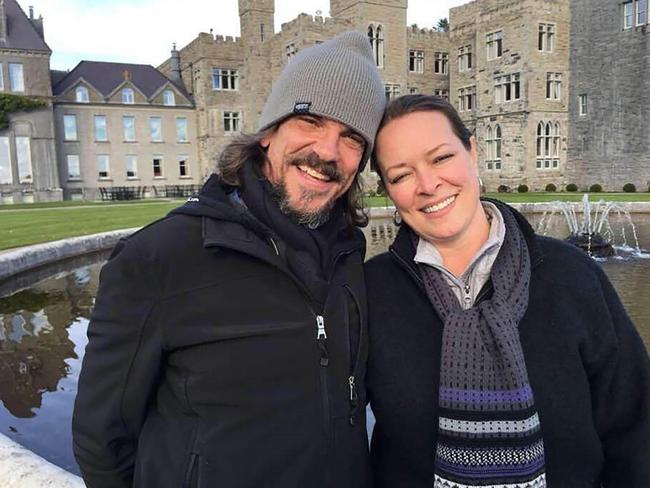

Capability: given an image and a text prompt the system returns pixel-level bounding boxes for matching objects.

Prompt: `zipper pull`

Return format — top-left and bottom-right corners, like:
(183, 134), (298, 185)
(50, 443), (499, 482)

(316, 315), (329, 367)
(463, 283), (472, 304)
(316, 315), (327, 340)
(348, 376), (358, 406)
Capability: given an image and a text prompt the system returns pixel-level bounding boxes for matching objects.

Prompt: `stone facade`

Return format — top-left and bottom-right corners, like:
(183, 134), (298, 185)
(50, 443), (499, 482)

(0, 1), (60, 203)
(567, 0), (650, 192)
(449, 0), (571, 192)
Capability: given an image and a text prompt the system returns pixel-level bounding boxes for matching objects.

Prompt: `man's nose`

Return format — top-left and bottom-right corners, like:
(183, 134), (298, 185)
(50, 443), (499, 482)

(312, 128), (341, 163)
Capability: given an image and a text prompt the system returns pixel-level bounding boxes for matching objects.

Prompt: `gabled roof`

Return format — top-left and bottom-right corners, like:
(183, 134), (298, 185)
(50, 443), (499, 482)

(50, 69), (68, 87)
(0, 0), (50, 52)
(53, 60), (193, 103)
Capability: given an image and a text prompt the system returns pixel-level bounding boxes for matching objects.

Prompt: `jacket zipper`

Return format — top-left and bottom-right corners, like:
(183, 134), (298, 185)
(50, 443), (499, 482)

(343, 284), (364, 425)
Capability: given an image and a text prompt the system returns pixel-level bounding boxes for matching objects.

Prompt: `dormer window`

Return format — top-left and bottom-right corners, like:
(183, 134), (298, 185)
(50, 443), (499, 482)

(122, 88), (134, 104)
(76, 86), (89, 103)
(163, 90), (175, 106)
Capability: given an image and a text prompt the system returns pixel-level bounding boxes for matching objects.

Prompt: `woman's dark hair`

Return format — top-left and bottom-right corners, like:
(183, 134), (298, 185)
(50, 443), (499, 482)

(217, 125), (369, 228)
(371, 94), (473, 176)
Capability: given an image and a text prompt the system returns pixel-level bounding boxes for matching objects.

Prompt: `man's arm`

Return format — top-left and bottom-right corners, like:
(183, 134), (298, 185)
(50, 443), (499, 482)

(588, 266), (650, 487)
(72, 236), (164, 488)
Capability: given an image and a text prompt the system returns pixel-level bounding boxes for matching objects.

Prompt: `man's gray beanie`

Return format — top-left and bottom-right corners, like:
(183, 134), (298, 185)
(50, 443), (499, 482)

(258, 30), (386, 168)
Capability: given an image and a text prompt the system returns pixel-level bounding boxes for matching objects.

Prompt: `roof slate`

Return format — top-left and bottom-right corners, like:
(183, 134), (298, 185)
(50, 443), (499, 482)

(53, 61), (193, 103)
(0, 0), (50, 52)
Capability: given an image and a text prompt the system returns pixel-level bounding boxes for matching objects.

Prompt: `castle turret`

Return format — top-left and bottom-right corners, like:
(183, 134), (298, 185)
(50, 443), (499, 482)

(169, 43), (182, 83)
(238, 0), (274, 46)
(28, 5), (45, 40)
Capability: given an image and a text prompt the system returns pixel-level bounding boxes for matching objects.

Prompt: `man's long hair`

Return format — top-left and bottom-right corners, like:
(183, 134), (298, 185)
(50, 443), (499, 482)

(217, 128), (369, 227)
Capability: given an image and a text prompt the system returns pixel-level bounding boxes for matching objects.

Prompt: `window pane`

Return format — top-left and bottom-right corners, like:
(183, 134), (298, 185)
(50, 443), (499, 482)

(178, 155), (189, 177)
(67, 155), (80, 179)
(122, 88), (134, 104)
(64, 115), (78, 141)
(126, 155), (137, 178)
(9, 63), (24, 92)
(97, 155), (110, 178)
(176, 118), (188, 142)
(163, 90), (175, 106)
(149, 117), (162, 141)
(123, 116), (136, 141)
(94, 115), (107, 141)
(153, 157), (163, 177)
(0, 65), (4, 91)
(16, 137), (32, 183)
(76, 87), (89, 103)
(0, 137), (11, 184)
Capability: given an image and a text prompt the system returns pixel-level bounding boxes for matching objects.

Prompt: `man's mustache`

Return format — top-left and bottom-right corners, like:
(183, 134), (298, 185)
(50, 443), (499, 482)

(287, 152), (342, 183)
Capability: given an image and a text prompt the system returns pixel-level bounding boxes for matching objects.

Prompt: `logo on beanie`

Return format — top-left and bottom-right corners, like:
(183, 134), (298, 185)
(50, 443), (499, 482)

(293, 102), (312, 114)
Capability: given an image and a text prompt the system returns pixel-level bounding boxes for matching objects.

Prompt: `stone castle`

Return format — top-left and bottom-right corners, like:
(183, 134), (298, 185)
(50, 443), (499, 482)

(1, 0), (648, 202)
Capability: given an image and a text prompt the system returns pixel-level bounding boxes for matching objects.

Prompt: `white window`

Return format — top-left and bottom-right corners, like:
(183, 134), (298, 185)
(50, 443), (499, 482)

(63, 115), (78, 141)
(126, 155), (138, 178)
(458, 86), (476, 111)
(0, 64), (4, 91)
(384, 84), (401, 101)
(9, 63), (24, 92)
(494, 73), (520, 103)
(163, 90), (175, 106)
(223, 111), (240, 133)
(0, 137), (11, 184)
(538, 23), (555, 52)
(153, 156), (164, 178)
(16, 137), (32, 183)
(368, 25), (384, 68)
(122, 88), (134, 104)
(176, 117), (188, 142)
(178, 155), (190, 177)
(624, 2), (635, 28)
(409, 50), (424, 73)
(434, 89), (449, 101)
(94, 115), (107, 141)
(579, 94), (588, 116)
(434, 52), (448, 74)
(485, 125), (502, 170)
(286, 43), (298, 63)
(536, 121), (560, 169)
(546, 72), (562, 100)
(149, 117), (162, 142)
(75, 86), (89, 103)
(486, 31), (503, 60)
(67, 155), (81, 180)
(211, 68), (239, 91)
(97, 154), (110, 179)
(638, 0), (647, 24)
(458, 45), (473, 72)
(409, 87), (418, 94)
(122, 116), (136, 141)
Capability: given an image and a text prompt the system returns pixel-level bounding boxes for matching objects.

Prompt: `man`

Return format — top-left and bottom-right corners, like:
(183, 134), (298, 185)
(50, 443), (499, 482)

(72, 31), (386, 488)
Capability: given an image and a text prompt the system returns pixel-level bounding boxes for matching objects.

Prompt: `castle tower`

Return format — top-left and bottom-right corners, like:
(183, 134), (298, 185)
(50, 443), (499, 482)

(239, 0), (274, 46)
(329, 0), (408, 95)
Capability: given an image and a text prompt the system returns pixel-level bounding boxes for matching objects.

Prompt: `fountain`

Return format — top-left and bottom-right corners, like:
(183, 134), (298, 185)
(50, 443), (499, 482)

(536, 194), (641, 258)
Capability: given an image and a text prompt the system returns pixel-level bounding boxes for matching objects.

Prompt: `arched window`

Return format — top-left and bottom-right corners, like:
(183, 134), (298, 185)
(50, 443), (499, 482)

(552, 122), (561, 168)
(494, 125), (502, 169)
(75, 86), (89, 103)
(122, 88), (134, 104)
(485, 125), (502, 170)
(163, 89), (175, 106)
(536, 121), (560, 169)
(368, 24), (384, 68)
(485, 126), (493, 169)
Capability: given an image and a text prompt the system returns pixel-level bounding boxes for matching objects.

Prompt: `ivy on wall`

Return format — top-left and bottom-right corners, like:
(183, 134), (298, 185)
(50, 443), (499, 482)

(0, 93), (47, 130)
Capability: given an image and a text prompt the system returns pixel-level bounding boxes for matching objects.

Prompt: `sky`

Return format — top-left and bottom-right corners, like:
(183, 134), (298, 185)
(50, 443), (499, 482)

(17, 0), (466, 71)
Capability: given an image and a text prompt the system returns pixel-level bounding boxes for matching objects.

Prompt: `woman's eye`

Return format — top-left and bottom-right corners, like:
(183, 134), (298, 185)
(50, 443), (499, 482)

(434, 153), (453, 164)
(389, 174), (407, 184)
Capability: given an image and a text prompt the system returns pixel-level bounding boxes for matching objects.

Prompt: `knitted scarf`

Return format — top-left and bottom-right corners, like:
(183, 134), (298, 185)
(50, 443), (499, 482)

(418, 204), (547, 488)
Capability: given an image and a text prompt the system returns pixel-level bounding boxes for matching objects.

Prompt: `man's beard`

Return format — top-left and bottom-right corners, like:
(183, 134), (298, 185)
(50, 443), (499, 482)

(269, 152), (343, 228)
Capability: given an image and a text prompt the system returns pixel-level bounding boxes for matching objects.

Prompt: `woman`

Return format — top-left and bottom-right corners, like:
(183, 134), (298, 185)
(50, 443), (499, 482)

(366, 94), (650, 488)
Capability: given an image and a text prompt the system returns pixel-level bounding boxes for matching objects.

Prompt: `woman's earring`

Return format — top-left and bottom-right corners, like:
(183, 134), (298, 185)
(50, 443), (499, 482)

(393, 210), (402, 226)
(478, 176), (485, 194)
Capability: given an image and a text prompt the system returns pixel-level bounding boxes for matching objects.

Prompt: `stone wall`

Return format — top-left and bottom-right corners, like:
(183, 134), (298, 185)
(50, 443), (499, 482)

(568, 0), (650, 192)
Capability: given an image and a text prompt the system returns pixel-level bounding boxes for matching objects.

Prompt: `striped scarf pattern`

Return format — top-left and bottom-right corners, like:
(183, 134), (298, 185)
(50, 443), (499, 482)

(419, 204), (546, 488)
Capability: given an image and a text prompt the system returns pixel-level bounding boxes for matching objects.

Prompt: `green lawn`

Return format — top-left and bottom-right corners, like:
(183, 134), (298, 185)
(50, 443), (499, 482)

(0, 201), (182, 250)
(1, 193), (649, 251)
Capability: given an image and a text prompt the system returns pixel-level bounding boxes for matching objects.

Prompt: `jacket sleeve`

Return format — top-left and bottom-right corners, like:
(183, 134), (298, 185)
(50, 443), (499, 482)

(72, 236), (164, 488)
(586, 266), (650, 487)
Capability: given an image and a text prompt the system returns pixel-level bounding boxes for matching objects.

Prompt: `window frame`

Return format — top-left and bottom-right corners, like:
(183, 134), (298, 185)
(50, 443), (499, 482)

(486, 30), (503, 61)
(126, 154), (138, 179)
(63, 114), (78, 141)
(408, 49), (424, 73)
(97, 154), (110, 179)
(163, 90), (175, 106)
(75, 86), (89, 103)
(434, 52), (449, 75)
(0, 136), (12, 184)
(578, 94), (588, 116)
(178, 154), (190, 177)
(223, 111), (241, 133)
(94, 115), (108, 141)
(122, 116), (136, 142)
(152, 155), (164, 178)
(9, 63), (24, 92)
(67, 154), (81, 180)
(149, 116), (163, 142)
(15, 136), (32, 183)
(211, 67), (240, 91)
(122, 88), (135, 104)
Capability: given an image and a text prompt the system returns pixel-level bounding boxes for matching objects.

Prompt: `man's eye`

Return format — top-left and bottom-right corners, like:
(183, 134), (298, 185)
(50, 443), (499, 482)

(299, 116), (320, 126)
(345, 135), (365, 149)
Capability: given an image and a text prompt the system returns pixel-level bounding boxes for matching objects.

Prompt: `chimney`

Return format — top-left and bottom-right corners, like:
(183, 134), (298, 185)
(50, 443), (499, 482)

(170, 43), (182, 83)
(28, 6), (45, 40)
(0, 0), (7, 42)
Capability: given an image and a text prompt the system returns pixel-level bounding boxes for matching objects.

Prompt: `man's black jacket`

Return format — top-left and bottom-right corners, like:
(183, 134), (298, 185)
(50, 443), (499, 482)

(72, 175), (371, 487)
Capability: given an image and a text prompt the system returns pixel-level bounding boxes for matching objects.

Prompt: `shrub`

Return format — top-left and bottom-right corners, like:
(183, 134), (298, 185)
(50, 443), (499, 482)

(545, 183), (557, 192)
(497, 185), (510, 193)
(589, 184), (603, 193)
(623, 183), (636, 193)
(376, 180), (385, 196)
(517, 184), (529, 193)
(566, 183), (578, 192)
